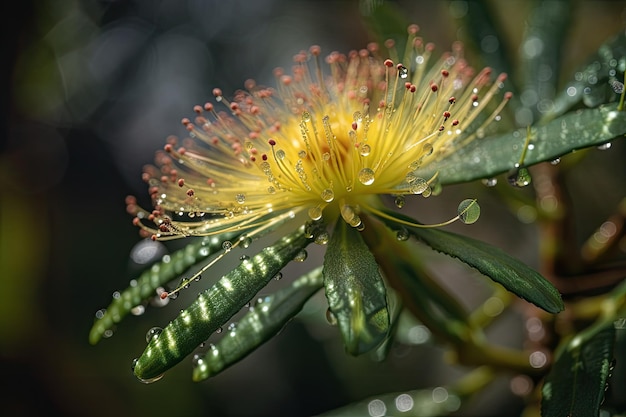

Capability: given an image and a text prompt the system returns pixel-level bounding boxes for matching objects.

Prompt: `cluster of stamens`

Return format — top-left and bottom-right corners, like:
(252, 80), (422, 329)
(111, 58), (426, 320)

(127, 24), (512, 241)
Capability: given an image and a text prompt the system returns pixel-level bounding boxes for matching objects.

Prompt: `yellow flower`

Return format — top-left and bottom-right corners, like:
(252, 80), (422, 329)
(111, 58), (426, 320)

(128, 24), (511, 243)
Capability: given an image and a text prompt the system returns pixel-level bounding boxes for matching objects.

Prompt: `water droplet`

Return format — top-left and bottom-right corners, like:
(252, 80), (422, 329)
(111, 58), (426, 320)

(239, 255), (250, 261)
(228, 322), (237, 332)
(458, 199), (480, 224)
(308, 206), (323, 221)
(326, 308), (338, 326)
(394, 195), (405, 208)
(275, 149), (286, 160)
(298, 150), (307, 158)
(138, 373), (165, 384)
(192, 353), (204, 367)
(302, 111), (311, 122)
(95, 309), (106, 319)
(293, 249), (308, 262)
(315, 231), (329, 245)
(321, 188), (334, 202)
(399, 66), (408, 79)
(112, 291), (121, 299)
(235, 194), (246, 204)
(409, 178), (429, 194)
(550, 158), (561, 165)
(358, 168), (375, 185)
(145, 327), (163, 343)
(267, 186), (276, 194)
(422, 142), (434, 156)
(222, 241), (233, 251)
(481, 178), (498, 187)
(131, 305), (146, 316)
(240, 235), (252, 249)
(396, 228), (409, 241)
(353, 111), (363, 122)
(273, 272), (283, 281)
(215, 326), (223, 334)
(507, 167), (532, 187)
(597, 142), (611, 150)
(359, 143), (371, 156)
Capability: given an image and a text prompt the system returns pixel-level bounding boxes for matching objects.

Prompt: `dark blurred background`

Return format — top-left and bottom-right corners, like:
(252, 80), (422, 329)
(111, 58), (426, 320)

(1, 1), (625, 416)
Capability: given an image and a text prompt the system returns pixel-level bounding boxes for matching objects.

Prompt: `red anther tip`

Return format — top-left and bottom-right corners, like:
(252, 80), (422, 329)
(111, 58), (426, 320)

(262, 154), (268, 161)
(384, 59), (394, 67)
(160, 291), (169, 300)
(178, 147), (186, 155)
(230, 103), (239, 111)
(498, 73), (508, 82)
(204, 103), (213, 112)
(164, 144), (173, 152)
(441, 70), (449, 77)
(193, 105), (203, 114)
(151, 235), (157, 241)
(448, 96), (456, 104)
(396, 63), (404, 70)
(268, 139), (276, 146)
(426, 42), (435, 52)
(181, 118), (191, 125)
(438, 125), (445, 132)
(212, 88), (222, 97)
(367, 42), (379, 52)
(132, 217), (140, 226)
(505, 91), (513, 100)
(410, 85), (416, 93)
(309, 45), (321, 56)
(384, 39), (395, 49)
(431, 84), (438, 92)
(452, 119), (459, 126)
(405, 82), (411, 89)
(178, 179), (185, 187)
(186, 189), (194, 197)
(352, 122), (358, 131)
(443, 111), (451, 118)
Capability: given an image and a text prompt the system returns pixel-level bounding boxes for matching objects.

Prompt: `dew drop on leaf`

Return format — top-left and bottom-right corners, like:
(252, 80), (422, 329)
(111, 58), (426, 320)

(507, 167), (532, 187)
(145, 327), (163, 343)
(293, 249), (308, 262)
(396, 228), (410, 241)
(481, 178), (498, 187)
(458, 199), (480, 224)
(394, 196), (405, 208)
(597, 142), (612, 150)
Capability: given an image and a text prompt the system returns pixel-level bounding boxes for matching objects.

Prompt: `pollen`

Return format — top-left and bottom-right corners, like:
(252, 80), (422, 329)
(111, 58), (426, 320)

(132, 25), (511, 240)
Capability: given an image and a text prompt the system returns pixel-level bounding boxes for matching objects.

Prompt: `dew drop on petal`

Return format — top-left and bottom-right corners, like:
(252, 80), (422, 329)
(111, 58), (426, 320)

(222, 241), (233, 251)
(458, 199), (480, 224)
(275, 149), (286, 160)
(308, 206), (323, 221)
(145, 327), (163, 343)
(235, 194), (246, 204)
(359, 143), (371, 156)
(301, 111), (311, 122)
(321, 188), (335, 202)
(394, 196), (405, 208)
(358, 168), (375, 185)
(409, 178), (429, 194)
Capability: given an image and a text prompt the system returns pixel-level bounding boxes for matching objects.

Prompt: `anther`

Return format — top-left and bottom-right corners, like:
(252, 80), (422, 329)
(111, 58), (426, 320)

(384, 59), (394, 68)
(178, 178), (185, 187)
(193, 105), (203, 114)
(441, 70), (449, 77)
(268, 139), (276, 146)
(212, 88), (223, 97)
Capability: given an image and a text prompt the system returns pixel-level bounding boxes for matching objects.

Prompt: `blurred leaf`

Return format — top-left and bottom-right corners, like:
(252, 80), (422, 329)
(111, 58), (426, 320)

(89, 232), (241, 345)
(417, 103), (626, 185)
(541, 322), (616, 417)
(377, 210), (564, 314)
(550, 31), (626, 119)
(132, 226), (314, 381)
(192, 266), (323, 381)
(323, 220), (390, 355)
(519, 0), (572, 122)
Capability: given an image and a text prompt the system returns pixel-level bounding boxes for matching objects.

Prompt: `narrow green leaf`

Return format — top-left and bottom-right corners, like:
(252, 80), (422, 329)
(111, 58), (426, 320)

(377, 210), (564, 314)
(542, 322), (616, 417)
(192, 267), (323, 381)
(550, 31), (626, 119)
(132, 225), (314, 381)
(417, 103), (626, 185)
(323, 220), (390, 355)
(89, 232), (240, 345)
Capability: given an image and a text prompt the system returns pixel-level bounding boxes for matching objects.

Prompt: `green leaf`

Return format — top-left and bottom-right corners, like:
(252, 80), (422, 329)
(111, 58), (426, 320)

(550, 31), (626, 119)
(323, 220), (390, 355)
(542, 322), (616, 417)
(132, 225), (314, 381)
(417, 103), (626, 185)
(377, 210), (564, 314)
(89, 232), (240, 345)
(192, 267), (323, 381)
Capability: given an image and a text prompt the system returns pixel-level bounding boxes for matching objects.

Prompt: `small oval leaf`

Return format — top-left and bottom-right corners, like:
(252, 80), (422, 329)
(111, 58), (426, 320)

(323, 220), (390, 355)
